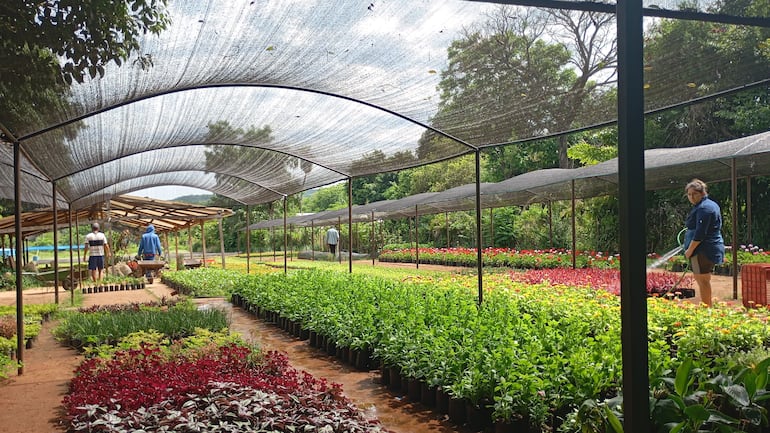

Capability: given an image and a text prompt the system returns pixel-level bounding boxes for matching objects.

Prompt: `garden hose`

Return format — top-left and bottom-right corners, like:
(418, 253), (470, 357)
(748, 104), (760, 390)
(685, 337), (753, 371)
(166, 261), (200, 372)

(663, 228), (690, 297)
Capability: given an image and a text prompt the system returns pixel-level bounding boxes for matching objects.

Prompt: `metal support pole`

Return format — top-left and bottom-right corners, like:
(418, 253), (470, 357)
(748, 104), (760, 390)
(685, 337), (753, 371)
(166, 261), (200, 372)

(732, 160), (738, 299)
(475, 150), (483, 305)
(617, 0), (650, 428)
(747, 176), (752, 244)
(371, 211), (376, 266)
(75, 212), (81, 288)
(283, 196), (288, 273)
(68, 209), (74, 306)
(415, 205), (420, 270)
(13, 141), (24, 375)
(270, 204), (276, 262)
(348, 179), (353, 273)
(188, 227), (193, 259)
(338, 216), (342, 264)
(52, 183), (59, 304)
(571, 179), (577, 269)
(311, 220), (315, 261)
(246, 205), (251, 274)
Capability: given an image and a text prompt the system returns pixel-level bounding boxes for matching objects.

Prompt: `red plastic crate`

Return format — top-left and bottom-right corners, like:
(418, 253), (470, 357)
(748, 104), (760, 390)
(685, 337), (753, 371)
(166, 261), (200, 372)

(741, 263), (770, 308)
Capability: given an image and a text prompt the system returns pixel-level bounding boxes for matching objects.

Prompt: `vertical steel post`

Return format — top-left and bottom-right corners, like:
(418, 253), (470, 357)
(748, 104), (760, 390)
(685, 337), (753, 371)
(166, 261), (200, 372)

(311, 220), (315, 261)
(52, 183), (59, 304)
(475, 150), (483, 305)
(246, 205), (251, 274)
(13, 141), (23, 375)
(732, 159), (738, 299)
(571, 179), (577, 269)
(68, 209), (74, 306)
(371, 211), (376, 266)
(415, 205), (419, 270)
(348, 179), (353, 273)
(617, 0), (650, 430)
(283, 196), (288, 274)
(747, 176), (752, 244)
(75, 213), (81, 289)
(174, 230), (179, 270)
(338, 216), (342, 264)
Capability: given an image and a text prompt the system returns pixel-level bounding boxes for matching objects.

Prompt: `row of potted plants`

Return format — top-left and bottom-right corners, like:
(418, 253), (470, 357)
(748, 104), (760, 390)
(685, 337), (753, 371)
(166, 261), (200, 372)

(52, 299), (226, 349)
(218, 268), (770, 432)
(379, 247), (620, 269)
(78, 276), (146, 294)
(0, 303), (59, 378)
(56, 304), (393, 432)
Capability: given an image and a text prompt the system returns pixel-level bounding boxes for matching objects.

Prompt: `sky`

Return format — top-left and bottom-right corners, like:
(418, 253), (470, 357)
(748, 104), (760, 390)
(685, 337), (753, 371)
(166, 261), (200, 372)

(131, 186), (211, 201)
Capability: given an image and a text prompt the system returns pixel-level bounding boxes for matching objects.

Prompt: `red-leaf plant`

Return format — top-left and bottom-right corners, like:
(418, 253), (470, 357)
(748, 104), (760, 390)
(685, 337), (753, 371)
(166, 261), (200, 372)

(64, 344), (392, 432)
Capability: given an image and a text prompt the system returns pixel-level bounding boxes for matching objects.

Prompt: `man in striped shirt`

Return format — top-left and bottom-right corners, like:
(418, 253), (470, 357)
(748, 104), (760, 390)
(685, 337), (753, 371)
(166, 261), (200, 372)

(85, 222), (111, 282)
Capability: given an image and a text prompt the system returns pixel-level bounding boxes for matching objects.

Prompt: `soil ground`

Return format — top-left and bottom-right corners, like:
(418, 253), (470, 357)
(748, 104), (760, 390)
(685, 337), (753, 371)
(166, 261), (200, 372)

(0, 264), (744, 433)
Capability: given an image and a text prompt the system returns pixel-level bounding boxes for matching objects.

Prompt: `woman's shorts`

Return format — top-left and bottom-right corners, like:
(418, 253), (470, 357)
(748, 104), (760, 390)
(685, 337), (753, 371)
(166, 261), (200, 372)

(690, 254), (715, 274)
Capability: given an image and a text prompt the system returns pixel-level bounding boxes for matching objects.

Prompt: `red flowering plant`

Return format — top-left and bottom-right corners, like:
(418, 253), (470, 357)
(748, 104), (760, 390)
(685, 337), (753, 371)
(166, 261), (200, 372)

(379, 246), (623, 269)
(511, 268), (692, 297)
(63, 343), (393, 432)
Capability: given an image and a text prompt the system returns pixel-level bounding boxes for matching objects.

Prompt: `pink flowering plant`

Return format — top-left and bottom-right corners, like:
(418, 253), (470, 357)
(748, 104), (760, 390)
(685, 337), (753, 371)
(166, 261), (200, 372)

(379, 247), (621, 269)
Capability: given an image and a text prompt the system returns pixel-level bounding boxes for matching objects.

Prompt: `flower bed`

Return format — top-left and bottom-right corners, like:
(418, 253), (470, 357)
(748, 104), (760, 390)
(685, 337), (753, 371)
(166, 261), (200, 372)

(510, 268), (695, 298)
(63, 331), (392, 432)
(379, 247), (620, 269)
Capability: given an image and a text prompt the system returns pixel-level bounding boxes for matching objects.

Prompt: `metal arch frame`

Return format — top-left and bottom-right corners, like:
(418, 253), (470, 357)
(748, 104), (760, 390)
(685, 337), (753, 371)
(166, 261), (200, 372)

(15, 83), (478, 151)
(70, 170), (284, 209)
(465, 0), (770, 27)
(49, 142), (351, 183)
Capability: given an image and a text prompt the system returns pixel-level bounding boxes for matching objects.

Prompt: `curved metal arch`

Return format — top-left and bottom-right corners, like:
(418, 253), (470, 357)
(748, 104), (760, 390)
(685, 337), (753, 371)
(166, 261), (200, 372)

(51, 141), (349, 183)
(18, 83), (478, 151)
(66, 170), (287, 208)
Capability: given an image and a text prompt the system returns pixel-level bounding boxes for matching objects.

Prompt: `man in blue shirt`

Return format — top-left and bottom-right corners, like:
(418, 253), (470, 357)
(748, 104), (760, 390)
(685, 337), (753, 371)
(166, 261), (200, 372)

(137, 224), (163, 278)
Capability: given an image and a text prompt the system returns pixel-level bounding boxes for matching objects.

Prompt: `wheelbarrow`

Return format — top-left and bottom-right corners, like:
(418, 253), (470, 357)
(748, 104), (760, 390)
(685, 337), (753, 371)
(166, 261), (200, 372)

(136, 260), (166, 284)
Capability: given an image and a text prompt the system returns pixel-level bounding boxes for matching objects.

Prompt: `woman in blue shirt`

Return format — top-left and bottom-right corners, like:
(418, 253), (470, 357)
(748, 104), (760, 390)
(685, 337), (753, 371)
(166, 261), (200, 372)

(683, 179), (725, 307)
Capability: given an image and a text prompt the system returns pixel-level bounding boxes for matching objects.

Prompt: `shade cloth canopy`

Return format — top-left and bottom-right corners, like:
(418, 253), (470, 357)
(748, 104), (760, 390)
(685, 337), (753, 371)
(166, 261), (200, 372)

(0, 0), (767, 209)
(247, 131), (770, 229)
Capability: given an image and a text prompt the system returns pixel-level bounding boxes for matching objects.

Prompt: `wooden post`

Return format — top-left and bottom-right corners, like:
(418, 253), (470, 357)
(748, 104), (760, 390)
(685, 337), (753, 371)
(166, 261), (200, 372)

(218, 214), (226, 269)
(200, 221), (207, 267)
(188, 227), (193, 259)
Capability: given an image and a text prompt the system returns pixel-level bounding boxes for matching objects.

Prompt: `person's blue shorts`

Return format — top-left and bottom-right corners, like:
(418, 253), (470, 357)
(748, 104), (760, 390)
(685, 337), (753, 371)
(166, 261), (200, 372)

(88, 256), (104, 271)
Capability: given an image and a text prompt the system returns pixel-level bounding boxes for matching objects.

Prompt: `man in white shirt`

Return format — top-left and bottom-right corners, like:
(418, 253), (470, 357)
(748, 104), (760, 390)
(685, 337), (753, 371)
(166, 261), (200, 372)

(326, 226), (340, 256)
(85, 222), (110, 282)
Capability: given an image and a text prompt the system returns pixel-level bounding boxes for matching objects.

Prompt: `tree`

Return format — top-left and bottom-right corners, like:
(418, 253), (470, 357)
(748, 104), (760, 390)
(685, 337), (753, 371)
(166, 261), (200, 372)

(304, 184), (347, 212)
(0, 1), (170, 137)
(430, 6), (617, 174)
